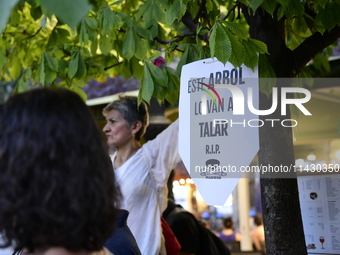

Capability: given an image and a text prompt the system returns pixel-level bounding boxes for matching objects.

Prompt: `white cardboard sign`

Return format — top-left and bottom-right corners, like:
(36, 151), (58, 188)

(178, 58), (259, 206)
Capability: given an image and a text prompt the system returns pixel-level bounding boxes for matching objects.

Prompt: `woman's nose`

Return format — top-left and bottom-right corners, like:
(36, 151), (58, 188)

(103, 123), (109, 132)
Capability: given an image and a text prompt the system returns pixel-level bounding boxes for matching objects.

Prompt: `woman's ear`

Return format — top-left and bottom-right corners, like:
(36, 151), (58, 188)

(131, 121), (142, 135)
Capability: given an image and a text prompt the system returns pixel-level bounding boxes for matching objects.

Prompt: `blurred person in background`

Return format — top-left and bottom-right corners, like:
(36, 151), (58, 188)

(217, 217), (241, 251)
(0, 88), (120, 255)
(252, 214), (266, 253)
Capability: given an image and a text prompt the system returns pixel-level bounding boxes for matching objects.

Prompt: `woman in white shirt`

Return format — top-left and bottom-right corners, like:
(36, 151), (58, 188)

(102, 96), (180, 255)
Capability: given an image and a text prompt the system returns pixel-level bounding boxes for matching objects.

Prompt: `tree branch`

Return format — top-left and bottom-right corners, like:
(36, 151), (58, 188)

(181, 11), (210, 43)
(193, 0), (206, 23)
(292, 26), (340, 75)
(27, 27), (42, 39)
(155, 32), (196, 44)
(182, 11), (197, 33)
(104, 61), (123, 71)
(224, 2), (239, 21)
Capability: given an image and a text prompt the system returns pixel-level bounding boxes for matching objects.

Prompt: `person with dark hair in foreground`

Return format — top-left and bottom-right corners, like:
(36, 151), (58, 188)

(0, 88), (120, 255)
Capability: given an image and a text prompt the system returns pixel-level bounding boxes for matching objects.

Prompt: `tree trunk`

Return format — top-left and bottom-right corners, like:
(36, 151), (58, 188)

(244, 8), (308, 254)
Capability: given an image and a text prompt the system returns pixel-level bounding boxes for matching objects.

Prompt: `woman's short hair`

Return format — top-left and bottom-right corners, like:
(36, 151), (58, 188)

(223, 217), (234, 229)
(254, 214), (263, 226)
(0, 88), (119, 253)
(102, 96), (149, 141)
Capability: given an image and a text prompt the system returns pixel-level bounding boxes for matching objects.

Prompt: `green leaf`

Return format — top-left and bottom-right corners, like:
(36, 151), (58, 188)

(91, 41), (98, 55)
(287, 0), (304, 18)
(99, 36), (112, 55)
(209, 23), (217, 58)
(165, 0), (186, 24)
(58, 59), (68, 77)
(165, 67), (180, 104)
(136, 27), (152, 40)
(111, 0), (124, 5)
(37, 57), (45, 84)
(226, 30), (245, 67)
(247, 38), (268, 54)
(79, 21), (89, 46)
(122, 27), (136, 61)
(0, 0), (20, 33)
(146, 51), (162, 62)
(138, 0), (165, 27)
(186, 45), (200, 64)
(16, 80), (30, 93)
(40, 0), (92, 29)
(223, 21), (249, 40)
(146, 62), (168, 87)
(261, 0), (277, 16)
(214, 23), (232, 65)
(68, 51), (79, 79)
(139, 64), (154, 104)
(24, 69), (32, 80)
(75, 51), (86, 79)
(44, 66), (57, 83)
(317, 4), (340, 31)
(69, 84), (88, 101)
(44, 52), (58, 71)
(8, 57), (21, 80)
(292, 16), (311, 37)
(84, 17), (98, 29)
(176, 46), (189, 76)
(242, 40), (258, 70)
(31, 6), (43, 20)
(98, 5), (115, 36)
(134, 38), (149, 60)
(259, 54), (276, 97)
(248, 0), (264, 12)
(9, 5), (19, 26)
(0, 50), (7, 67)
(153, 82), (166, 100)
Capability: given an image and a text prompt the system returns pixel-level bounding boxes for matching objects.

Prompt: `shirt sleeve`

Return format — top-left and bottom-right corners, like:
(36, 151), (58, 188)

(142, 119), (181, 188)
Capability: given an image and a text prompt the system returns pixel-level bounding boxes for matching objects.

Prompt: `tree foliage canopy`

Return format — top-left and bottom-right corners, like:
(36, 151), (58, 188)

(1, 0), (339, 103)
